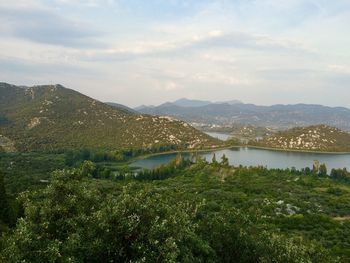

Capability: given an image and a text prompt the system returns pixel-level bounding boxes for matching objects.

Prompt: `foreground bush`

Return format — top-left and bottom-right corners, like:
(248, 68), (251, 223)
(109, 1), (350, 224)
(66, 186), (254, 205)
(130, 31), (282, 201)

(0, 165), (338, 262)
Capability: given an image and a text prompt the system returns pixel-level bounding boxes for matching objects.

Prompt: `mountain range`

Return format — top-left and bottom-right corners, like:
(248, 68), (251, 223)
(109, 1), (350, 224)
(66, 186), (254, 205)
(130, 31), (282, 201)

(0, 83), (219, 152)
(136, 99), (350, 131)
(136, 98), (243, 110)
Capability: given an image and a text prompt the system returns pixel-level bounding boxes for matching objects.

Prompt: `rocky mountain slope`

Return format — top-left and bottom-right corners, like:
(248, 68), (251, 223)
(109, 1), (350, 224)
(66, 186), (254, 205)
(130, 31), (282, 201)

(0, 83), (219, 152)
(105, 102), (137, 113)
(252, 125), (350, 152)
(137, 102), (350, 131)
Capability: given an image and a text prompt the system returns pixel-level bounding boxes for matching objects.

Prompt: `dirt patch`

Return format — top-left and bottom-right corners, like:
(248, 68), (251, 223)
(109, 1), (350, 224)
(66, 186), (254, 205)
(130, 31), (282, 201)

(0, 135), (16, 152)
(333, 216), (350, 223)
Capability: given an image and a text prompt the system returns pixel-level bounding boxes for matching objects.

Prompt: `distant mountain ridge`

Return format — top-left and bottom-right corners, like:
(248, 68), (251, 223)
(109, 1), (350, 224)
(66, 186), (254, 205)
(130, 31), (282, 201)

(137, 100), (350, 131)
(0, 83), (219, 152)
(136, 98), (243, 110)
(105, 102), (137, 113)
(172, 98), (212, 107)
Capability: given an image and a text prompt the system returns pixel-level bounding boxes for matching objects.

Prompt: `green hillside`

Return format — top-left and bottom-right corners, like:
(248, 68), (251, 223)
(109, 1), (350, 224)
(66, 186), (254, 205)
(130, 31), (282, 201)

(252, 125), (350, 152)
(0, 83), (220, 152)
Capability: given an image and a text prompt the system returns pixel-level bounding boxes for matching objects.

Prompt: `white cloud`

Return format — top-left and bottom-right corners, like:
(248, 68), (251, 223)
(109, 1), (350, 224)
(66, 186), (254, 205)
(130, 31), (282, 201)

(55, 0), (118, 7)
(0, 0), (350, 108)
(0, 3), (103, 47)
(328, 64), (350, 75)
(164, 81), (182, 91)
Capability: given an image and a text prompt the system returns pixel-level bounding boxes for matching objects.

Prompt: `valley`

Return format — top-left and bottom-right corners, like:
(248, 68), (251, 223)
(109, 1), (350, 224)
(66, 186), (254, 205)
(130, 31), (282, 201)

(1, 84), (350, 262)
(2, 1), (350, 262)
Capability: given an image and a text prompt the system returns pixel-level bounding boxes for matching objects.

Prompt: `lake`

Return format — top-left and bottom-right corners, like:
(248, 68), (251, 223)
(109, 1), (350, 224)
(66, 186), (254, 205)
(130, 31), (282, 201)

(204, 132), (232, 141)
(130, 147), (350, 171)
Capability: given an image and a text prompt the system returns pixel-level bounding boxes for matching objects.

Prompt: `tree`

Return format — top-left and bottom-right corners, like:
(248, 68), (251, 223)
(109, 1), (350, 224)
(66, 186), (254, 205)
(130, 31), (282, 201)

(80, 160), (96, 177)
(1, 168), (207, 262)
(313, 160), (320, 174)
(174, 153), (184, 167)
(189, 152), (197, 164)
(303, 167), (312, 175)
(212, 153), (218, 165)
(319, 163), (327, 177)
(330, 168), (349, 181)
(64, 150), (75, 166)
(80, 148), (91, 160)
(195, 154), (208, 166)
(0, 170), (10, 225)
(220, 154), (229, 167)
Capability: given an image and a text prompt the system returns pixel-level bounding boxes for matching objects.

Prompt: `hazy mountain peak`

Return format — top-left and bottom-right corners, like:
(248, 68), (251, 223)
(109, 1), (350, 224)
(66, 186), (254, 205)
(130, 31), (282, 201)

(173, 98), (212, 107)
(218, 99), (243, 105)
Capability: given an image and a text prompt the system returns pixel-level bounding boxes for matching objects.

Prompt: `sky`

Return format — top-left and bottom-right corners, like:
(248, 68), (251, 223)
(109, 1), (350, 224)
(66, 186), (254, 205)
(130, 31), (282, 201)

(0, 0), (349, 108)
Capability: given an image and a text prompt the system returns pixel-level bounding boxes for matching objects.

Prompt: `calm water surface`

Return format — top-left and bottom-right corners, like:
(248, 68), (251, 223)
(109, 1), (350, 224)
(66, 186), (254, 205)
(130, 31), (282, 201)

(130, 147), (350, 171)
(204, 132), (232, 141)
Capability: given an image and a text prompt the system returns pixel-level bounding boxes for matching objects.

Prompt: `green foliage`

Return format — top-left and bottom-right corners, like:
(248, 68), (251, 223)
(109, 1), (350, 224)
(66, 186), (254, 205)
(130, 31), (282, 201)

(197, 207), (334, 263)
(0, 83), (220, 152)
(211, 153), (218, 165)
(319, 163), (328, 176)
(0, 153), (65, 195)
(80, 160), (96, 177)
(1, 153), (350, 261)
(0, 169), (207, 262)
(135, 154), (191, 181)
(252, 125), (350, 152)
(220, 154), (229, 167)
(0, 170), (10, 226)
(327, 187), (344, 196)
(330, 168), (350, 181)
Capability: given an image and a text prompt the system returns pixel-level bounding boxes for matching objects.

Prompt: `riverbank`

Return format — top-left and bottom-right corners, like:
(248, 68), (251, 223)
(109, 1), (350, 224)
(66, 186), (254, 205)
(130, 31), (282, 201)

(130, 144), (239, 162)
(129, 145), (350, 171)
(246, 145), (350, 155)
(133, 144), (350, 162)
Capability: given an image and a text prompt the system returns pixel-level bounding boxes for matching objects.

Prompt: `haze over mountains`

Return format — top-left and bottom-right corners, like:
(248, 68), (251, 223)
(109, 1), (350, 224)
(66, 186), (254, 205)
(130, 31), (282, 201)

(136, 98), (350, 131)
(136, 98), (243, 110)
(0, 83), (219, 152)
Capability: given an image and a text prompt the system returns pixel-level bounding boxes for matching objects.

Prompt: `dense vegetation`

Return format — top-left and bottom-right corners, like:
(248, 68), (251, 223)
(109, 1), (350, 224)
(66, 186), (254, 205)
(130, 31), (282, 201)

(0, 83), (219, 152)
(1, 152), (350, 262)
(251, 125), (350, 152)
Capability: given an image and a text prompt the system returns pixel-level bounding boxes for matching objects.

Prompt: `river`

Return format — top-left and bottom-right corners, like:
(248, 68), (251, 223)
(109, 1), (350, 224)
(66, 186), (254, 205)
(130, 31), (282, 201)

(130, 147), (350, 171)
(204, 132), (232, 141)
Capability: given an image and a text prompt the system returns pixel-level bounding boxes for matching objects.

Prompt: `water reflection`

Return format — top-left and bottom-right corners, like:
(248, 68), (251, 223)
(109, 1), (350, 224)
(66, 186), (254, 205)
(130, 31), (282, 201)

(130, 147), (350, 171)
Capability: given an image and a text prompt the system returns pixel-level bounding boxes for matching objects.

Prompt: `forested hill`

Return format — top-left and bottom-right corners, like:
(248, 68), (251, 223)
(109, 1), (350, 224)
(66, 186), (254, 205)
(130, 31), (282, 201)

(0, 83), (219, 152)
(252, 125), (350, 152)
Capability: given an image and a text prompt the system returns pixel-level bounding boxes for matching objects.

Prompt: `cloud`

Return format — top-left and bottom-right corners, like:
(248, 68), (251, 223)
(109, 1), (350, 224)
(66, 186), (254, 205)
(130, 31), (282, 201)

(164, 81), (182, 91)
(1, 0), (350, 108)
(328, 64), (350, 75)
(54, 0), (119, 7)
(189, 32), (313, 54)
(0, 4), (103, 47)
(80, 30), (314, 62)
(0, 55), (91, 75)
